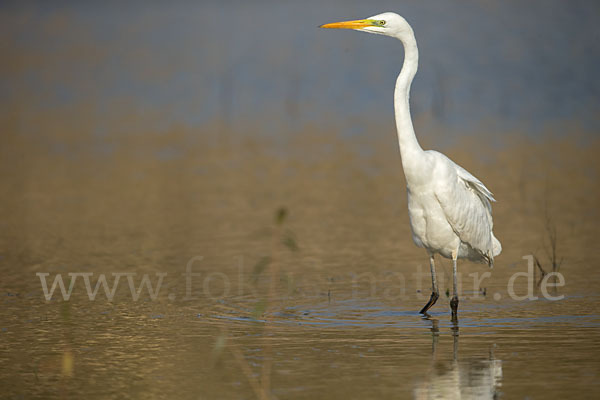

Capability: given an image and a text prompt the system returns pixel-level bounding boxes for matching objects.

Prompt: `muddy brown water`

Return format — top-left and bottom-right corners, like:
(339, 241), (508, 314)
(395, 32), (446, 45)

(1, 130), (599, 399)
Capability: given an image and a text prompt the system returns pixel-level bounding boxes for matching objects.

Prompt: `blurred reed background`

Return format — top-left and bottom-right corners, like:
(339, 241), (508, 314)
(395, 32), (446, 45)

(1, 0), (598, 148)
(1, 2), (600, 399)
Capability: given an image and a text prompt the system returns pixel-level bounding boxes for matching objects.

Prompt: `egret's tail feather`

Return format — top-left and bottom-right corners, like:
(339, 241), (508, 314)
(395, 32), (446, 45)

(492, 234), (502, 257)
(487, 234), (502, 268)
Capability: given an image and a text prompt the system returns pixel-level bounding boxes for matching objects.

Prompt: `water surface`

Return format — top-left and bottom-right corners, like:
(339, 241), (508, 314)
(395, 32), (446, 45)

(1, 131), (599, 399)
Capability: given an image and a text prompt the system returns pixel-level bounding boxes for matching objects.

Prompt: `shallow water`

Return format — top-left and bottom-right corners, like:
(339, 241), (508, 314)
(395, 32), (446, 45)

(1, 130), (599, 399)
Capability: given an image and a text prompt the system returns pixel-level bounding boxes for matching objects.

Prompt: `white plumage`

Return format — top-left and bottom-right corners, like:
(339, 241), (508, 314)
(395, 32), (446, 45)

(408, 150), (501, 266)
(321, 12), (501, 315)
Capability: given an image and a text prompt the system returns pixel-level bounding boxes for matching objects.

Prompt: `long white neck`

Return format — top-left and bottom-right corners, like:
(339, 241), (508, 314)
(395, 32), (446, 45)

(393, 28), (424, 178)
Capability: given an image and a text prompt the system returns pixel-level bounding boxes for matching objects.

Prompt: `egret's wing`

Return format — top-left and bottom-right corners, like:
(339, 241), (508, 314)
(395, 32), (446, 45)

(456, 165), (495, 208)
(455, 165), (496, 232)
(435, 165), (495, 263)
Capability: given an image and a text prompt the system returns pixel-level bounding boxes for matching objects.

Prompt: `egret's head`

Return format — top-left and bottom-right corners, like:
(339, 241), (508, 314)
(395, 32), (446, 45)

(320, 12), (412, 39)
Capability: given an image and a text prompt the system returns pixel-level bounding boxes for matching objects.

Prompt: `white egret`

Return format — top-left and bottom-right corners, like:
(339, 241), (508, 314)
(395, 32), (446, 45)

(321, 12), (501, 317)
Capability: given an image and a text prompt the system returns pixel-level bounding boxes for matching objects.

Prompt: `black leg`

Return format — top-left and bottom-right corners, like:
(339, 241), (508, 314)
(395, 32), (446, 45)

(450, 296), (459, 320)
(450, 250), (459, 318)
(420, 254), (439, 314)
(420, 291), (439, 314)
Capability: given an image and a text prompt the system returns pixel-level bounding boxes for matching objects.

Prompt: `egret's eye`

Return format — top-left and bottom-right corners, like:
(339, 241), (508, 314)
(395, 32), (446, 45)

(378, 20), (386, 26)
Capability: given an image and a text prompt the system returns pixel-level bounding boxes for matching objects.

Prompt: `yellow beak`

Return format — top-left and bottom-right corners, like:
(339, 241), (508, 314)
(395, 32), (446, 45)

(319, 19), (377, 29)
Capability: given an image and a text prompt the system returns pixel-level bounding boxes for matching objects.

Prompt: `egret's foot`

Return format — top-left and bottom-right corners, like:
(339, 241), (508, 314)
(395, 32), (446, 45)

(421, 312), (432, 319)
(450, 296), (459, 318)
(419, 291), (439, 314)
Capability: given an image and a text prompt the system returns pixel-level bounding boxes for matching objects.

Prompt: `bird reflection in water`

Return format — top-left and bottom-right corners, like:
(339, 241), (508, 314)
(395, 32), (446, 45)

(414, 315), (502, 400)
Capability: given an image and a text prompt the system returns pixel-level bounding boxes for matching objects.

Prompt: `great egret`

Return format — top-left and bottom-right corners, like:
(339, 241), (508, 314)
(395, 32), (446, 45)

(321, 12), (501, 317)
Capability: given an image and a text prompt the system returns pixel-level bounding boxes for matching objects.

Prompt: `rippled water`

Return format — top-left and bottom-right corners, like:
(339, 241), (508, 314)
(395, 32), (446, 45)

(1, 130), (599, 398)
